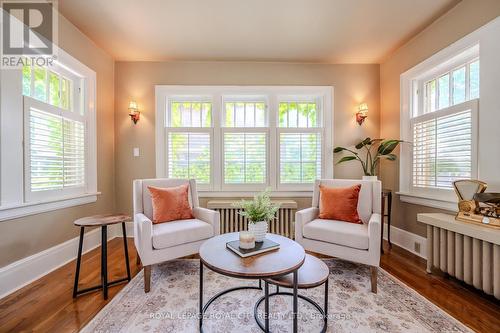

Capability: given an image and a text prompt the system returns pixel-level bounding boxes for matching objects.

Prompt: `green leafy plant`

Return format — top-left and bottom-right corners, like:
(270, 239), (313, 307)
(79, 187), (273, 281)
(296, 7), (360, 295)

(334, 138), (404, 176)
(233, 189), (280, 224)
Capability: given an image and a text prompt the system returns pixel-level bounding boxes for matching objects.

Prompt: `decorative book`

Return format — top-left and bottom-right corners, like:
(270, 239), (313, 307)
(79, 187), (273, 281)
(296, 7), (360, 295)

(226, 238), (280, 258)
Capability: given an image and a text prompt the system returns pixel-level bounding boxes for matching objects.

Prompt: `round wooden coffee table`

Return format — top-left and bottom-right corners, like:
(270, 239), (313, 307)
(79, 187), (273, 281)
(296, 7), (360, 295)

(199, 233), (305, 333)
(254, 254), (330, 333)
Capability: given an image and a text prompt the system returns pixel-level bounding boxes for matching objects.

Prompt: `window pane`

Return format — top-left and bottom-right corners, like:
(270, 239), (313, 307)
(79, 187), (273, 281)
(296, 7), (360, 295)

(29, 109), (64, 191)
(280, 133), (321, 183)
(181, 103), (191, 126)
(288, 102), (298, 127)
(245, 103), (255, 127)
(469, 60), (479, 99)
(49, 72), (60, 107)
(426, 80), (436, 113)
(308, 103), (317, 127)
(224, 132), (266, 184)
(168, 132), (210, 183)
(61, 78), (70, 110)
(255, 103), (266, 127)
(171, 102), (211, 127)
(33, 66), (47, 102)
(438, 74), (450, 110)
(452, 67), (466, 105)
(234, 103), (245, 127)
(191, 103), (201, 127)
(22, 65), (31, 96)
(225, 103), (234, 127)
(171, 102), (181, 127)
(279, 102), (287, 127)
(298, 103), (308, 127)
(202, 103), (211, 127)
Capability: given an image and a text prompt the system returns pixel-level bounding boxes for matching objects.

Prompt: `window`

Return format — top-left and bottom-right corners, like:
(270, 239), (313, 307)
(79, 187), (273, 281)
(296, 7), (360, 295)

(21, 64), (87, 201)
(0, 46), (97, 221)
(400, 44), (479, 207)
(156, 86), (333, 194)
(166, 100), (212, 185)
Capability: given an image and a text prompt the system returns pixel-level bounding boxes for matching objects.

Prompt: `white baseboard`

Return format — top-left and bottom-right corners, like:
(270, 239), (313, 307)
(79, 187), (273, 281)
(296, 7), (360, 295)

(383, 224), (427, 259)
(0, 224), (123, 299)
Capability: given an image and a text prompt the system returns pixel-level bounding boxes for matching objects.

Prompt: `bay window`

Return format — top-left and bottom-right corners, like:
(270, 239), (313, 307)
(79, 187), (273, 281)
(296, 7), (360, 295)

(156, 86), (333, 195)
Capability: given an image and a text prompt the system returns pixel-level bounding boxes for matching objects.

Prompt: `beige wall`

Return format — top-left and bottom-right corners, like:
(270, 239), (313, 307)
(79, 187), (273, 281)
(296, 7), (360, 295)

(114, 62), (380, 215)
(380, 0), (500, 236)
(0, 14), (115, 267)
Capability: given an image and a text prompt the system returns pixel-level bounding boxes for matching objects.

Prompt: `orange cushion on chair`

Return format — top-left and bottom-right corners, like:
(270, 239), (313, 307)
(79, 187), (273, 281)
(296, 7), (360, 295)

(318, 184), (362, 224)
(147, 184), (194, 224)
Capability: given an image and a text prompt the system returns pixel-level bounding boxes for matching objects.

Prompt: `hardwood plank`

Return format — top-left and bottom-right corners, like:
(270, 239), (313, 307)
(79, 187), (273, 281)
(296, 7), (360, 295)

(0, 239), (498, 332)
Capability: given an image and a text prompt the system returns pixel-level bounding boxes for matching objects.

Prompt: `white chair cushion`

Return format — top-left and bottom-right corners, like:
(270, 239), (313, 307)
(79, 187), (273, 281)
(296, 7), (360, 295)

(302, 219), (369, 250)
(152, 219), (213, 249)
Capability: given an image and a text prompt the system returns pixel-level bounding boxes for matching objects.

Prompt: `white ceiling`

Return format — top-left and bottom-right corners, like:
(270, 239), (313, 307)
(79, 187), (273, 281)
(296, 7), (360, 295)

(58, 0), (459, 63)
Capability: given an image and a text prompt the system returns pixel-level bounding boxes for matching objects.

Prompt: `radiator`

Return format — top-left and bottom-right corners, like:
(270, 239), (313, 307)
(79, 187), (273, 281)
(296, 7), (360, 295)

(420, 213), (500, 299)
(207, 200), (297, 239)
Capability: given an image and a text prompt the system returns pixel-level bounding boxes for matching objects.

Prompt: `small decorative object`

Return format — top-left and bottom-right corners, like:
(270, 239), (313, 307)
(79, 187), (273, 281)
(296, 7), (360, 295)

(233, 189), (280, 242)
(453, 179), (500, 228)
(226, 238), (280, 258)
(334, 137), (404, 177)
(239, 231), (255, 249)
(356, 103), (369, 125)
(128, 100), (140, 124)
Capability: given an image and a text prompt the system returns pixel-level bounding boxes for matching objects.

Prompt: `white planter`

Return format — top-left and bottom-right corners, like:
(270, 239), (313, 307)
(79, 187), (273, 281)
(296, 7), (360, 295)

(248, 221), (268, 242)
(362, 175), (378, 181)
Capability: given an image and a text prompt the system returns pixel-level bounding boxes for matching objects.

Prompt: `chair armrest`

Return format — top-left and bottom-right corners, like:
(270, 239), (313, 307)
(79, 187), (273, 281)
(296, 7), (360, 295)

(368, 213), (382, 264)
(295, 207), (319, 241)
(193, 207), (220, 235)
(134, 213), (153, 258)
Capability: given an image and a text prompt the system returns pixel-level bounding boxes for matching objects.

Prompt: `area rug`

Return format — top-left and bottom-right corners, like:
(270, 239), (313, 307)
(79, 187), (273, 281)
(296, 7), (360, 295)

(82, 259), (471, 333)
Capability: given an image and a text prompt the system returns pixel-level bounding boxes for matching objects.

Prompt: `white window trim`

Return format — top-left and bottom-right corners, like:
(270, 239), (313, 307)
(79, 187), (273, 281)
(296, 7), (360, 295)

(0, 46), (99, 221)
(155, 85), (333, 196)
(399, 36), (480, 211)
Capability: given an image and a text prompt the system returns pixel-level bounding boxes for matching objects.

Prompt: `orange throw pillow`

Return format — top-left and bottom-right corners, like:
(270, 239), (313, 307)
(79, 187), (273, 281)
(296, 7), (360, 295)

(318, 184), (362, 224)
(147, 184), (194, 224)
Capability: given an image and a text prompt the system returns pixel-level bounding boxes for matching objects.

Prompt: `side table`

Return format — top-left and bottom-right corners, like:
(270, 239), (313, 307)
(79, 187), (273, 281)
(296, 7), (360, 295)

(381, 189), (392, 253)
(73, 214), (131, 300)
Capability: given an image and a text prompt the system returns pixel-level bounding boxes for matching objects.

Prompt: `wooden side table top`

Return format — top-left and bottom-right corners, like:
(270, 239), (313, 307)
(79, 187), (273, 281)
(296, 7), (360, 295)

(74, 214), (131, 227)
(266, 254), (329, 289)
(199, 233), (305, 279)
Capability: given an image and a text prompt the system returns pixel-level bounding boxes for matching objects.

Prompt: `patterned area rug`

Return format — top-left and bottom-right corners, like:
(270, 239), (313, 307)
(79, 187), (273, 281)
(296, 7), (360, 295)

(82, 259), (471, 333)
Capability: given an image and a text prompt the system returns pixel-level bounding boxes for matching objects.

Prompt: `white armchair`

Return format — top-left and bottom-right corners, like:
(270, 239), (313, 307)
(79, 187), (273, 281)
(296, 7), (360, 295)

(133, 178), (220, 292)
(295, 179), (382, 292)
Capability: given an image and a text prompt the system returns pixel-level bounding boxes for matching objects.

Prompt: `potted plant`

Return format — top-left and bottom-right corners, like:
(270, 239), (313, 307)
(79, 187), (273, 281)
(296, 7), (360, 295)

(334, 137), (404, 180)
(233, 189), (280, 242)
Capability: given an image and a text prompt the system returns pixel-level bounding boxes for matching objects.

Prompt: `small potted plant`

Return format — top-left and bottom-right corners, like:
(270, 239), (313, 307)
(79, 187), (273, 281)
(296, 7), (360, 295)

(334, 137), (404, 180)
(234, 189), (280, 242)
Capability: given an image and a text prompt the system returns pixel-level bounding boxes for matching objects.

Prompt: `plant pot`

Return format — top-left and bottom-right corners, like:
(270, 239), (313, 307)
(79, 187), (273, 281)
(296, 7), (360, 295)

(248, 221), (268, 242)
(362, 175), (378, 181)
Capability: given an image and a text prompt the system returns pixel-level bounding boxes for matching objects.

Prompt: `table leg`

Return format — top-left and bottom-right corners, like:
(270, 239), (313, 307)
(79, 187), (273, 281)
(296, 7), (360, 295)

(324, 277), (329, 327)
(199, 260), (203, 329)
(121, 222), (131, 281)
(73, 227), (85, 298)
(265, 281), (269, 332)
(101, 225), (108, 300)
(293, 269), (298, 333)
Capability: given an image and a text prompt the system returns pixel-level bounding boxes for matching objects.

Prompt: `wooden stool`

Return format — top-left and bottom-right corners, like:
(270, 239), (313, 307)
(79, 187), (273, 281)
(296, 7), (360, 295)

(73, 214), (131, 300)
(254, 254), (330, 332)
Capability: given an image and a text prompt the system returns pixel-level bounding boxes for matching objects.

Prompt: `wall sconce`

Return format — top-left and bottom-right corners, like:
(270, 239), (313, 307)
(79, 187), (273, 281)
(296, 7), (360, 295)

(356, 103), (368, 125)
(128, 101), (140, 124)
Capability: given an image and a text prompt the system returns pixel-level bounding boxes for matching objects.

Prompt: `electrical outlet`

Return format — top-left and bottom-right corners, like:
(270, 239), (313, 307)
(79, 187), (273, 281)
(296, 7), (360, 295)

(414, 242), (421, 253)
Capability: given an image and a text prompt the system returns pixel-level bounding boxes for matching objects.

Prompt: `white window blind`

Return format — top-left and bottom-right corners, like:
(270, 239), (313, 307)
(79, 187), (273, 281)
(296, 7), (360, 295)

(166, 100), (212, 185)
(279, 132), (321, 183)
(223, 132), (266, 184)
(25, 98), (86, 197)
(167, 132), (211, 184)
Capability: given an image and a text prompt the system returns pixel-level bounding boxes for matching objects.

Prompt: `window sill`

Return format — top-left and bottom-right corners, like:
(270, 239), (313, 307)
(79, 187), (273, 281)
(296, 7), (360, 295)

(198, 191), (313, 198)
(397, 192), (457, 212)
(0, 192), (101, 222)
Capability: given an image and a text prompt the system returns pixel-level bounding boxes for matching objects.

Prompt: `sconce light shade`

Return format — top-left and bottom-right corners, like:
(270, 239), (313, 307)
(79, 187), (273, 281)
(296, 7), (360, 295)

(356, 103), (368, 125)
(128, 100), (140, 124)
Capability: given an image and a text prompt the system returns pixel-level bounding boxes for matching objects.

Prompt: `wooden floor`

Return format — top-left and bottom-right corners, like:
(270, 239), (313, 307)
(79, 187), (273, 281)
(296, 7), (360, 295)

(0, 239), (499, 332)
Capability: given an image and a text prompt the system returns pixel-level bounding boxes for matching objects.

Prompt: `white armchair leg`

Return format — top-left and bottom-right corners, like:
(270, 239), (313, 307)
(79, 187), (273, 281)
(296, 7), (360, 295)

(144, 265), (151, 293)
(370, 266), (378, 293)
